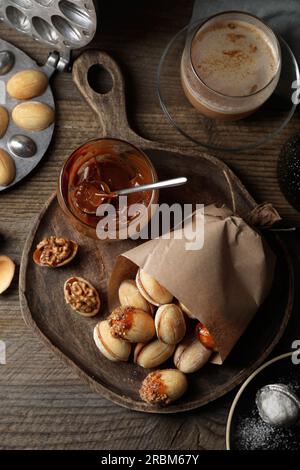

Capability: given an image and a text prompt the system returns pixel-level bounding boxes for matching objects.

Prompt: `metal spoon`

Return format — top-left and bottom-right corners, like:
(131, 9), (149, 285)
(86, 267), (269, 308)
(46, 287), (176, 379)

(110, 176), (187, 197)
(256, 384), (300, 427)
(74, 177), (188, 215)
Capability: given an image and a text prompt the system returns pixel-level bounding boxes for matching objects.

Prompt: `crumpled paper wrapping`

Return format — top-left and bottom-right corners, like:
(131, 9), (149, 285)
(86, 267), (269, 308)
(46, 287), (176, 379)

(108, 205), (276, 364)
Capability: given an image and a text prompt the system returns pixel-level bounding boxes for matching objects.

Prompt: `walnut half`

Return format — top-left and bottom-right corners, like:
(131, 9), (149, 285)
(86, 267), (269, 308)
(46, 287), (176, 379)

(33, 236), (78, 268)
(64, 276), (101, 317)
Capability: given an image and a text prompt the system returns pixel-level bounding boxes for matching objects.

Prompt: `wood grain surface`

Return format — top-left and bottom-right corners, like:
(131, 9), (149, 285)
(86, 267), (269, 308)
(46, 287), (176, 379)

(19, 167), (293, 413)
(1, 0), (300, 450)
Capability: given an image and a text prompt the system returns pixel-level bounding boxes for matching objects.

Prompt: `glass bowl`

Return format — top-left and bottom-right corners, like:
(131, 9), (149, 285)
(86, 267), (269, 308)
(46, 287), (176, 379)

(57, 138), (159, 240)
(157, 19), (299, 152)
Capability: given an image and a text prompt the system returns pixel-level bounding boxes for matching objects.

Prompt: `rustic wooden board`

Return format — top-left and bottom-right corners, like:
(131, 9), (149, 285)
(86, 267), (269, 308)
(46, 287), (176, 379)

(1, 0), (300, 448)
(19, 50), (294, 413)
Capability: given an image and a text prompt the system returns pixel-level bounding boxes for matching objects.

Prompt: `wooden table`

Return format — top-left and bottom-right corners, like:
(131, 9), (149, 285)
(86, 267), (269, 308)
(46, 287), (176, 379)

(1, 0), (300, 450)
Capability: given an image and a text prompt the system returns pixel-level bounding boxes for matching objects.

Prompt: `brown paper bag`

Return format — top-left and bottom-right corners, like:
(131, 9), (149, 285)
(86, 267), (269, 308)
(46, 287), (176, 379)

(108, 205), (276, 364)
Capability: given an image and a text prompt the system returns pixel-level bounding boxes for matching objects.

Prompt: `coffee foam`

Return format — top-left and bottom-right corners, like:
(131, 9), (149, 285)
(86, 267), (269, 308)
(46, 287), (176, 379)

(191, 20), (278, 97)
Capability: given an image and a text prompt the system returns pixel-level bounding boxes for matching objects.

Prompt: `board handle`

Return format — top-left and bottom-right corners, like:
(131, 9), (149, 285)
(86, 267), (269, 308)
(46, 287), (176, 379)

(72, 50), (137, 141)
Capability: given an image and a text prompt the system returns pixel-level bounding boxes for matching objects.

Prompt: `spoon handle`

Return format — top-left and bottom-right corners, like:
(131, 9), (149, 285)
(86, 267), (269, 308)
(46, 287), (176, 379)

(115, 177), (188, 196)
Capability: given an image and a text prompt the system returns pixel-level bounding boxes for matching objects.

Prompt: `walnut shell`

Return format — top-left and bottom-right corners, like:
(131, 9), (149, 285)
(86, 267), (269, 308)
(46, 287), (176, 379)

(155, 303), (186, 345)
(140, 369), (188, 405)
(93, 321), (131, 362)
(134, 340), (175, 368)
(0, 149), (16, 187)
(0, 255), (15, 294)
(12, 101), (54, 131)
(7, 69), (48, 100)
(108, 306), (155, 343)
(64, 276), (101, 317)
(174, 335), (212, 373)
(136, 269), (173, 306)
(33, 236), (78, 268)
(0, 107), (9, 138)
(118, 279), (154, 315)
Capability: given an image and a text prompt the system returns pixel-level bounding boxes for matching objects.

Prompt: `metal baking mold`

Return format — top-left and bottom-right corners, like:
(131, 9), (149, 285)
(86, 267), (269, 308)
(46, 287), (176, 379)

(0, 0), (97, 66)
(0, 1), (97, 191)
(0, 37), (55, 191)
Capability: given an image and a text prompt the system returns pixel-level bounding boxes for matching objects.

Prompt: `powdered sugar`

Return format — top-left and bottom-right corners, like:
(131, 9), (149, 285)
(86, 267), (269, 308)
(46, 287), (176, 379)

(257, 385), (299, 426)
(231, 367), (300, 450)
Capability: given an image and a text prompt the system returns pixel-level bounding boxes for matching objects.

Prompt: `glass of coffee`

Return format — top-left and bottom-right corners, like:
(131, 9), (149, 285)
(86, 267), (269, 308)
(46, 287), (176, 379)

(181, 11), (281, 120)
